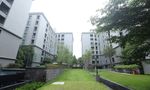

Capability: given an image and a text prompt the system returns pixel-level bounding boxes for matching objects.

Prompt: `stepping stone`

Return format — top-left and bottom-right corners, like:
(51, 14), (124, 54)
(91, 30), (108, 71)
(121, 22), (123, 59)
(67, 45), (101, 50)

(52, 82), (64, 85)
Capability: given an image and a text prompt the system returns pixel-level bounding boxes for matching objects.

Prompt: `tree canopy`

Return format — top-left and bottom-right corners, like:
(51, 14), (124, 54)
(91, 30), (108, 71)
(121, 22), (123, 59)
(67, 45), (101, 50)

(16, 45), (34, 67)
(91, 0), (150, 61)
(56, 44), (73, 65)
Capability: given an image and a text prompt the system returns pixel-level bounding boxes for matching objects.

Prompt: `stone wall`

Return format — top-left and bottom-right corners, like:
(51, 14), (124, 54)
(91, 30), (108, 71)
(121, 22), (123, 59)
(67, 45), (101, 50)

(25, 67), (63, 82)
(25, 67), (46, 82)
(46, 68), (63, 82)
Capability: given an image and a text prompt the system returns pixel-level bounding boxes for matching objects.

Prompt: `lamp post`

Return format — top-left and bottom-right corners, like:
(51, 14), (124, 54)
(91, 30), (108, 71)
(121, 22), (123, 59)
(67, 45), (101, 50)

(94, 55), (98, 76)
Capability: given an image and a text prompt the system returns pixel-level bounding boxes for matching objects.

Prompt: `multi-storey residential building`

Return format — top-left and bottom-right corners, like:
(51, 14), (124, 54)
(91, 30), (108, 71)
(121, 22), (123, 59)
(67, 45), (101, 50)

(81, 32), (122, 68)
(22, 13), (57, 67)
(56, 33), (73, 53)
(0, 0), (32, 67)
(81, 32), (101, 65)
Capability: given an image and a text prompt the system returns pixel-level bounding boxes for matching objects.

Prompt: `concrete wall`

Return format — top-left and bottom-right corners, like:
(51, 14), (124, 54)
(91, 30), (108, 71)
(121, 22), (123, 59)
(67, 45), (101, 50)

(56, 33), (73, 53)
(142, 61), (150, 74)
(0, 0), (32, 67)
(0, 28), (21, 67)
(46, 68), (63, 82)
(4, 0), (32, 37)
(25, 68), (63, 82)
(81, 33), (91, 55)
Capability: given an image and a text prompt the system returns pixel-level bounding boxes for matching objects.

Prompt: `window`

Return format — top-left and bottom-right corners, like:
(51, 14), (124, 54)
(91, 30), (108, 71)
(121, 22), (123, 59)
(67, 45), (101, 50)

(112, 57), (115, 62)
(97, 61), (99, 64)
(35, 21), (38, 25)
(41, 57), (43, 62)
(58, 35), (60, 37)
(61, 38), (64, 41)
(41, 51), (44, 55)
(45, 34), (47, 37)
(31, 39), (34, 44)
(62, 34), (64, 37)
(43, 45), (45, 48)
(33, 33), (36, 36)
(120, 32), (123, 36)
(90, 38), (93, 40)
(0, 15), (5, 25)
(34, 27), (37, 31)
(91, 47), (94, 49)
(0, 30), (2, 34)
(95, 38), (97, 41)
(90, 34), (93, 37)
(96, 55), (99, 58)
(37, 15), (40, 19)
(92, 61), (95, 64)
(95, 42), (97, 45)
(0, 2), (10, 15)
(96, 46), (98, 50)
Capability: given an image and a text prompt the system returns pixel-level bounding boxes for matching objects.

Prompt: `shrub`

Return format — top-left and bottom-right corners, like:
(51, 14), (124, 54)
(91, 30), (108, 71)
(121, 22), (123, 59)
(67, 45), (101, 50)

(6, 63), (21, 68)
(45, 64), (62, 69)
(114, 64), (139, 69)
(15, 82), (45, 90)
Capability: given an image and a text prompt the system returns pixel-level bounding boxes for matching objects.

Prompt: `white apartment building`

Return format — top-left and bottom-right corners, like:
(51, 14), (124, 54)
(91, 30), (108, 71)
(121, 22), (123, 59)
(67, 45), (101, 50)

(81, 32), (101, 65)
(22, 13), (57, 67)
(82, 32), (122, 68)
(0, 0), (32, 67)
(56, 33), (73, 53)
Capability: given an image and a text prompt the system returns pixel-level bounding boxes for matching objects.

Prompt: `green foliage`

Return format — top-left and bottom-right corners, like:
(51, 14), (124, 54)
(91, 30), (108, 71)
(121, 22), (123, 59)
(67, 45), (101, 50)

(56, 44), (73, 66)
(114, 64), (139, 69)
(82, 50), (92, 62)
(6, 63), (21, 68)
(100, 70), (150, 90)
(38, 69), (108, 90)
(91, 0), (150, 62)
(16, 82), (45, 90)
(16, 45), (34, 67)
(41, 57), (52, 65)
(45, 64), (62, 69)
(103, 45), (115, 57)
(82, 50), (92, 69)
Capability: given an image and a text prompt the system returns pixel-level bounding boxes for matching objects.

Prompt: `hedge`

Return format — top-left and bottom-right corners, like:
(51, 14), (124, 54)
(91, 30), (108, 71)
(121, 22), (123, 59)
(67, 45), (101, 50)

(114, 64), (139, 69)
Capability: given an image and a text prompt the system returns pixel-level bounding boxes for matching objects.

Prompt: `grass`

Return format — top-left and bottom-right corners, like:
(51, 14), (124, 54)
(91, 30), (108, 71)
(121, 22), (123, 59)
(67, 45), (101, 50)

(38, 69), (109, 90)
(99, 69), (150, 90)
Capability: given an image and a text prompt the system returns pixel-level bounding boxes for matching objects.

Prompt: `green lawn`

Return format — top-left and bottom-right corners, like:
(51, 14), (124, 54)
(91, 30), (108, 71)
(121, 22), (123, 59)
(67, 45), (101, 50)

(99, 70), (150, 90)
(38, 69), (109, 90)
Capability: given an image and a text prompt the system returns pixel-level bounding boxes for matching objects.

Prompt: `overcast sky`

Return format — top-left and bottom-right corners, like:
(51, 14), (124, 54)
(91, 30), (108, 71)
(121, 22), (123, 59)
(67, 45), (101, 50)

(30, 0), (108, 58)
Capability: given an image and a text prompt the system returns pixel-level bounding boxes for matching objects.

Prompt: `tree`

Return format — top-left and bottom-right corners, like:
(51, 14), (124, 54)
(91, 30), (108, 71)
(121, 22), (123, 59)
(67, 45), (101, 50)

(82, 50), (92, 69)
(41, 56), (52, 65)
(103, 45), (116, 67)
(56, 44), (73, 66)
(77, 57), (84, 68)
(91, 0), (150, 72)
(16, 45), (34, 67)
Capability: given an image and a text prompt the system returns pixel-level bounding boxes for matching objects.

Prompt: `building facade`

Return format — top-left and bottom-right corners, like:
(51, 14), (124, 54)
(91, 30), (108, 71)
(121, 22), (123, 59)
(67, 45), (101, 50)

(56, 33), (73, 53)
(81, 32), (122, 68)
(22, 13), (57, 67)
(0, 0), (32, 67)
(81, 32), (101, 65)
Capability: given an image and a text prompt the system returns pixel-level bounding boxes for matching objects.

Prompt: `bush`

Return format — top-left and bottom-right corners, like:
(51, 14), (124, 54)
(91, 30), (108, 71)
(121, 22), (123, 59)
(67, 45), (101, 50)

(114, 64), (139, 69)
(15, 82), (45, 90)
(45, 64), (62, 69)
(6, 63), (21, 68)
